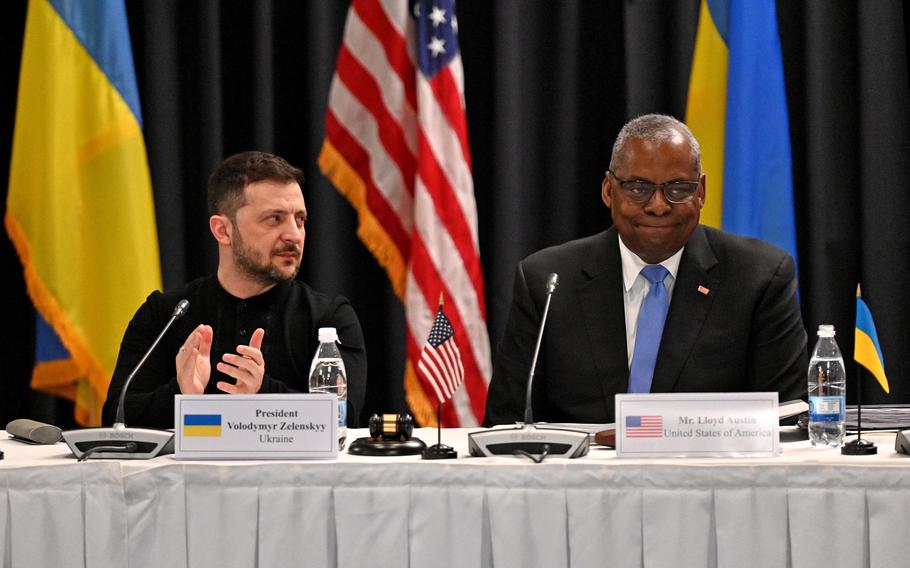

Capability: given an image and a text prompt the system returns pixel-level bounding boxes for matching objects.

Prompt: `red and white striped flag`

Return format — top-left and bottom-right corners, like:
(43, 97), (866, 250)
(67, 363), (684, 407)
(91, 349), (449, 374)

(417, 305), (464, 403)
(319, 0), (490, 426)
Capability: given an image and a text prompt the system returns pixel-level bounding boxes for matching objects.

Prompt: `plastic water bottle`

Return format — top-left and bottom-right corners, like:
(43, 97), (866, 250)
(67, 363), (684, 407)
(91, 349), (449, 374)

(308, 327), (347, 450)
(808, 324), (846, 447)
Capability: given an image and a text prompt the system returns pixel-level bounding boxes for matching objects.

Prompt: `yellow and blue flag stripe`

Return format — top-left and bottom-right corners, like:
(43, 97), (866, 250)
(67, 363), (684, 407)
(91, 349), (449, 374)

(686, 0), (798, 263)
(183, 414), (223, 437)
(6, 0), (161, 425)
(855, 297), (889, 394)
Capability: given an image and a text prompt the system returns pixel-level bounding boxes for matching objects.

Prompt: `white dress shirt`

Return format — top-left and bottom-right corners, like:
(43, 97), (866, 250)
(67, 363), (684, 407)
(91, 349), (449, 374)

(618, 237), (684, 367)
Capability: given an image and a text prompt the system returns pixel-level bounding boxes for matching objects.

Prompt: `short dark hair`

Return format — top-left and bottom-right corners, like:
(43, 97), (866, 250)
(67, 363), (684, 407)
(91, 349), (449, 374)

(207, 151), (305, 217)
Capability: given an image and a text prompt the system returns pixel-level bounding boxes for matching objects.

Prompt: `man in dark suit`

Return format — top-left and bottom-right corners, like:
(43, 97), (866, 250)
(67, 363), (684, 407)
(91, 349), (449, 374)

(484, 114), (807, 425)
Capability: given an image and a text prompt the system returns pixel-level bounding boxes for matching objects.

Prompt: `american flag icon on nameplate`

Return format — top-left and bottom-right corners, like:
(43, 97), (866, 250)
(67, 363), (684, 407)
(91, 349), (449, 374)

(626, 415), (663, 438)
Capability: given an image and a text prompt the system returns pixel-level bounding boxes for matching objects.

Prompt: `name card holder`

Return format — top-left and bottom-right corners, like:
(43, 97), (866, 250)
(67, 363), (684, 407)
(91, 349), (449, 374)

(175, 394), (338, 460)
(615, 392), (779, 458)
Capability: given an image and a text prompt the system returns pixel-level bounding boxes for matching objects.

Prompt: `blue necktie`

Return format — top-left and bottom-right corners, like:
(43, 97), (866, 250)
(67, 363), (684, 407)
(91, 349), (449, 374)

(628, 264), (670, 393)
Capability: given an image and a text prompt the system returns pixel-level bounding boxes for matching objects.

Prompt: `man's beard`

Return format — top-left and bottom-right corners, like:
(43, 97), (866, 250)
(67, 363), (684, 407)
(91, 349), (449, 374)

(232, 230), (301, 286)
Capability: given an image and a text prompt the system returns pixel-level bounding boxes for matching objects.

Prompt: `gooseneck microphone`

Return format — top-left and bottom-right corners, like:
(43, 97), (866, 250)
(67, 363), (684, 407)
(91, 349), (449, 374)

(524, 272), (559, 425)
(62, 299), (190, 460)
(114, 299), (189, 427)
(469, 273), (589, 460)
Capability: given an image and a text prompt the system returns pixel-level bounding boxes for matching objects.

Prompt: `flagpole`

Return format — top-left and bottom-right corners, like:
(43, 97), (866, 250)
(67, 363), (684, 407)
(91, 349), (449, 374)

(422, 292), (457, 459)
(438, 292), (444, 448)
(856, 284), (863, 440)
(843, 283), (876, 455)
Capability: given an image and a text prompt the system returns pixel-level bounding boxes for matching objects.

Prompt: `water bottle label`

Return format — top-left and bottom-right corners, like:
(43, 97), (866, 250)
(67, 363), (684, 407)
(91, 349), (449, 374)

(809, 396), (845, 422)
(339, 399), (347, 427)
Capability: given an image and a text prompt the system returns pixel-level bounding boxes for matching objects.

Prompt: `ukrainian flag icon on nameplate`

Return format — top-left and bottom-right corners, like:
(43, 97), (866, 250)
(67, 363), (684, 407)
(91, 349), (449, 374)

(183, 414), (222, 437)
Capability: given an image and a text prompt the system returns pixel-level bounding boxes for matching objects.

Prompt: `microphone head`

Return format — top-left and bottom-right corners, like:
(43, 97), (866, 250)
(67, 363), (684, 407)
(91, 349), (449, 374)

(6, 419), (63, 444)
(546, 273), (559, 294)
(172, 299), (189, 318)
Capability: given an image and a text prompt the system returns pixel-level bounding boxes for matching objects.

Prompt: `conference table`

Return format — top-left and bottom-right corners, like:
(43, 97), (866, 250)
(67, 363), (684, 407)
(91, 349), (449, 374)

(0, 427), (907, 568)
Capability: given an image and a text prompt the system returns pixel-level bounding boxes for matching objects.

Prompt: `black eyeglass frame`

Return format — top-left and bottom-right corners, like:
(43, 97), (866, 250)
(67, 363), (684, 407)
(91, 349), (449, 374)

(606, 170), (702, 205)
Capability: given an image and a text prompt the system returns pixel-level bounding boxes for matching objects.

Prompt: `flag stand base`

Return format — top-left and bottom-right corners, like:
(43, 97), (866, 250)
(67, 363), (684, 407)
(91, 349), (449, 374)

(422, 443), (457, 459)
(842, 437), (877, 455)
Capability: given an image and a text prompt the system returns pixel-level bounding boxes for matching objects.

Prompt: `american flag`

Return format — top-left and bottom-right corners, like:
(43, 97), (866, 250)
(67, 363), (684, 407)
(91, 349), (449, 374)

(417, 305), (465, 403)
(626, 415), (663, 438)
(319, 0), (491, 426)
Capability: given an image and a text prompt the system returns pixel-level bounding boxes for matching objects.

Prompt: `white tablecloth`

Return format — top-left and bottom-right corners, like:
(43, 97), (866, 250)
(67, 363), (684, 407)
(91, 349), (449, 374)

(0, 428), (907, 568)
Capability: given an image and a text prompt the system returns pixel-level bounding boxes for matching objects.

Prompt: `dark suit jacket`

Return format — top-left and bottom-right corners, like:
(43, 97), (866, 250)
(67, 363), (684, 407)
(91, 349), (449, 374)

(484, 225), (808, 425)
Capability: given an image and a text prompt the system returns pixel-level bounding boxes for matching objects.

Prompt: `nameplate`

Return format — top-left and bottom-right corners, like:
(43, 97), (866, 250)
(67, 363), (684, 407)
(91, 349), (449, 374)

(615, 392), (779, 458)
(174, 394), (338, 460)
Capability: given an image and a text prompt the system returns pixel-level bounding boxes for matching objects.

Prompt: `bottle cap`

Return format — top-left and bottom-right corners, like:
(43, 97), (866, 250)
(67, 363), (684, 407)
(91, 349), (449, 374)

(817, 324), (835, 337)
(318, 327), (339, 343)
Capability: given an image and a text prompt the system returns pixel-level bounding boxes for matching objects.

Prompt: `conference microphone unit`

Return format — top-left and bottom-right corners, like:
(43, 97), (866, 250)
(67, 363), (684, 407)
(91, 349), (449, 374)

(63, 299), (189, 460)
(468, 273), (590, 460)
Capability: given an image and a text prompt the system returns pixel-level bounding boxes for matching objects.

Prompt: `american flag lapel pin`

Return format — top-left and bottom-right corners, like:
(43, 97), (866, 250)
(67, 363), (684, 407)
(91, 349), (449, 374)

(697, 285), (710, 296)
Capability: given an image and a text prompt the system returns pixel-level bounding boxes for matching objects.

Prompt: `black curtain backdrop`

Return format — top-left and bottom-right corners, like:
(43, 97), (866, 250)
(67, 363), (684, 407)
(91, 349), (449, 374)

(1, 1), (908, 428)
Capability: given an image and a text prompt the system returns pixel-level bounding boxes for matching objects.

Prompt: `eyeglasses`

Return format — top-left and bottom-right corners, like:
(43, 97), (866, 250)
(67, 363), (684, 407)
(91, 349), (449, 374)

(607, 170), (700, 205)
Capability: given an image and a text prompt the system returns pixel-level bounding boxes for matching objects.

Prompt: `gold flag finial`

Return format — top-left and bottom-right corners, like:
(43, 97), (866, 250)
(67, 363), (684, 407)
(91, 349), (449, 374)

(856, 283), (862, 299)
(438, 292), (444, 307)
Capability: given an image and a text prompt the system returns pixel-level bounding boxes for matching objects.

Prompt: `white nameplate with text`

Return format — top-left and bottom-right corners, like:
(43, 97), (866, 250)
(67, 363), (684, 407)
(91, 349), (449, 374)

(615, 392), (779, 458)
(175, 394), (338, 460)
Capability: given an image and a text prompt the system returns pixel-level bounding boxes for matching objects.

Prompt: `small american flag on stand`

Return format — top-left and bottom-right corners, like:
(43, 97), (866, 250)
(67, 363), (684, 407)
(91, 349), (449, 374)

(417, 301), (465, 404)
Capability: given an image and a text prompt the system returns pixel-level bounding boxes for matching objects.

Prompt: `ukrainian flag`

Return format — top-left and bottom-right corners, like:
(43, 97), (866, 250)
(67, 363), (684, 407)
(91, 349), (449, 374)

(686, 0), (798, 263)
(6, 0), (161, 425)
(183, 414), (223, 437)
(855, 295), (890, 394)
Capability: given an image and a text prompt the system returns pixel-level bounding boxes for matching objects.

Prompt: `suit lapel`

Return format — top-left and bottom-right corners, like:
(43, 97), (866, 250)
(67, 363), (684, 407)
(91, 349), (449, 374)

(650, 225), (719, 393)
(578, 228), (630, 411)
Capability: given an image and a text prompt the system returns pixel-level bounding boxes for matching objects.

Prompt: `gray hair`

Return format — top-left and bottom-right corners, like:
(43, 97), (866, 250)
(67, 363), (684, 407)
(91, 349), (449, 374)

(609, 114), (701, 173)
